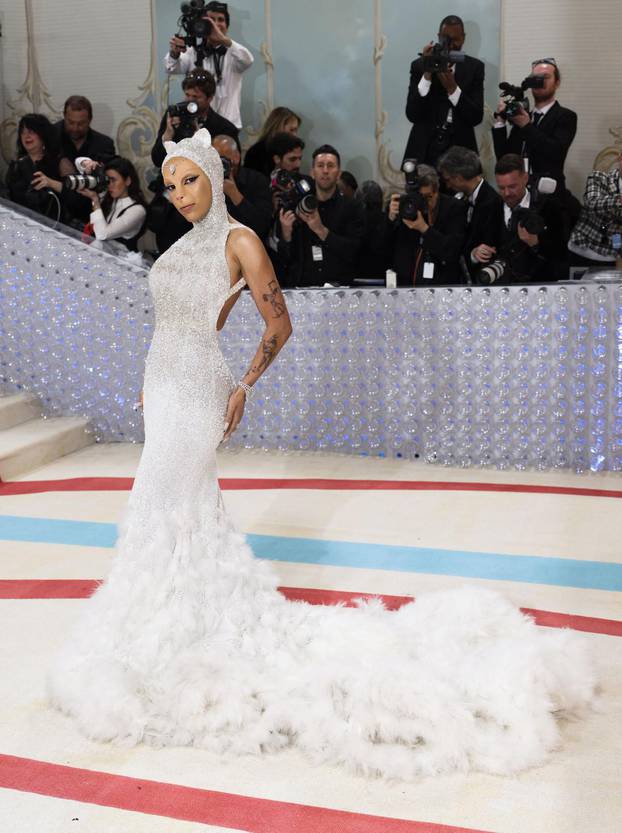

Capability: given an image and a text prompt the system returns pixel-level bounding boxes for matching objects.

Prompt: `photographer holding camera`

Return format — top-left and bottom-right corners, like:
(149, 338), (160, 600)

(211, 134), (272, 240)
(438, 145), (504, 279)
(277, 144), (365, 287)
(152, 69), (239, 169)
(164, 1), (253, 129)
(404, 15), (484, 167)
(387, 163), (467, 285)
(492, 59), (577, 189)
(473, 153), (568, 285)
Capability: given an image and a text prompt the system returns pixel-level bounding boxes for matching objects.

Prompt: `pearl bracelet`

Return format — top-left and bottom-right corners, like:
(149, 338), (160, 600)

(237, 381), (254, 399)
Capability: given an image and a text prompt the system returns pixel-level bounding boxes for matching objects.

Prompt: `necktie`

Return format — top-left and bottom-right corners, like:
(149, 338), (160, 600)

(533, 112), (543, 126)
(206, 45), (227, 82)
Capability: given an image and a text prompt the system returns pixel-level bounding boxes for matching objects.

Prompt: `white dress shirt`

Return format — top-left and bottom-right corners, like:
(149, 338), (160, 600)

(503, 190), (530, 227)
(163, 40), (253, 128)
(417, 63), (462, 107)
(90, 196), (146, 242)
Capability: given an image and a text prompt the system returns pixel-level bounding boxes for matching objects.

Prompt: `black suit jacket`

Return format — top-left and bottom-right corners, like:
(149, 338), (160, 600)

(492, 101), (577, 186)
(404, 54), (485, 165)
(464, 179), (504, 273)
(392, 193), (468, 286)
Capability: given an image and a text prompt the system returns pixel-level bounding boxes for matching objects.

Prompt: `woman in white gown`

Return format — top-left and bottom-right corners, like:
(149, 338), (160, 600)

(49, 129), (596, 780)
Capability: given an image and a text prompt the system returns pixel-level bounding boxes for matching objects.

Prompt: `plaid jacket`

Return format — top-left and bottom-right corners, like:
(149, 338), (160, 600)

(569, 168), (622, 258)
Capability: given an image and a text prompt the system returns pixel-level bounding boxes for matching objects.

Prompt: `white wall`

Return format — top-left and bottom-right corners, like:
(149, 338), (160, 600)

(501, 0), (622, 195)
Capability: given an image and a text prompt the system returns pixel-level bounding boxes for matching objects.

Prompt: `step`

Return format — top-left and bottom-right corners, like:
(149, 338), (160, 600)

(0, 416), (94, 480)
(0, 393), (43, 431)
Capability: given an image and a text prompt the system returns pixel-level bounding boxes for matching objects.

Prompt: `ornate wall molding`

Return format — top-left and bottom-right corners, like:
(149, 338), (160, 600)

(0, 0), (60, 165)
(115, 0), (162, 192)
(373, 0), (402, 191)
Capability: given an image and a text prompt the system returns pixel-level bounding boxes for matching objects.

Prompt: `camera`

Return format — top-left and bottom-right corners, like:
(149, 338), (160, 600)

(476, 259), (507, 285)
(271, 170), (318, 214)
(398, 159), (427, 221)
(177, 0), (212, 47)
(167, 100), (200, 139)
(496, 74), (546, 120)
(220, 156), (232, 179)
(420, 37), (466, 73)
(63, 170), (109, 192)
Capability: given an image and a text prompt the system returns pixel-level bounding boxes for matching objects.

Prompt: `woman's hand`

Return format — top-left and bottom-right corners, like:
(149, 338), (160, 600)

(31, 172), (62, 193)
(81, 188), (101, 208)
(222, 387), (246, 441)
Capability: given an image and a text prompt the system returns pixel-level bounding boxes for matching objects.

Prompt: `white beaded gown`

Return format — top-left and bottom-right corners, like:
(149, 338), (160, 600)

(49, 131), (596, 779)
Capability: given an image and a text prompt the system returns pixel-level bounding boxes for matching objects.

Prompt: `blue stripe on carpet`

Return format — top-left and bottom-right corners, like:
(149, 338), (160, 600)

(0, 514), (620, 591)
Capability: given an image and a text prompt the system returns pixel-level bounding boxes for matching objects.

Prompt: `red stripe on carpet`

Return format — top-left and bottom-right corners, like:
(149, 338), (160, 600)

(1, 580), (620, 637)
(0, 754), (494, 833)
(1, 475), (622, 499)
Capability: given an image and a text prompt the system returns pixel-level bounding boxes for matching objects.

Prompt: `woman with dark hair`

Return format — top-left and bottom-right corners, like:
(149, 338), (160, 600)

(5, 113), (76, 221)
(243, 106), (300, 176)
(81, 157), (147, 251)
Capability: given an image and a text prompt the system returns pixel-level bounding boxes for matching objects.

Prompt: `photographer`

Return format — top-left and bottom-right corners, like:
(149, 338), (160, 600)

(151, 69), (239, 169)
(244, 107), (301, 176)
(438, 145), (503, 278)
(266, 132), (305, 178)
(5, 113), (77, 224)
(387, 164), (467, 285)
(474, 153), (568, 285)
(79, 157), (147, 252)
(404, 15), (484, 167)
(164, 1), (253, 129)
(568, 153), (622, 269)
(212, 134), (272, 240)
(492, 59), (577, 188)
(277, 144), (365, 287)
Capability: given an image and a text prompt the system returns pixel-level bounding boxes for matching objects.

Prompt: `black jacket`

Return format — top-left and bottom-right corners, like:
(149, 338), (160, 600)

(463, 179), (504, 275)
(151, 109), (239, 168)
(492, 190), (570, 283)
(492, 101), (577, 186)
(5, 154), (79, 225)
(243, 138), (271, 177)
(278, 190), (365, 287)
(391, 193), (468, 286)
(54, 122), (116, 165)
(404, 54), (485, 165)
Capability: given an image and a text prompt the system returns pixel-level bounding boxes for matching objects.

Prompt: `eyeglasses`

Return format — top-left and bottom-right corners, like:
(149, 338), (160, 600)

(531, 57), (557, 67)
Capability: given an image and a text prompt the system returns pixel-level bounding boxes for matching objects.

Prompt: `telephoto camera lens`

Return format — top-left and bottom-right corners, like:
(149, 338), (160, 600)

(63, 172), (108, 192)
(477, 259), (507, 285)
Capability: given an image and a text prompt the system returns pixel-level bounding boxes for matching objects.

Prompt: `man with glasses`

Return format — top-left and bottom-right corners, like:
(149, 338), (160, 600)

(492, 58), (577, 188)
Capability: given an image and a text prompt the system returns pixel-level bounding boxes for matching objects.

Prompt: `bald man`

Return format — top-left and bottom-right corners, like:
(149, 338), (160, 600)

(212, 134), (272, 239)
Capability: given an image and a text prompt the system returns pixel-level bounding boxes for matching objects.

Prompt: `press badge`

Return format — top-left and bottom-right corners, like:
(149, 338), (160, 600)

(422, 262), (435, 279)
(312, 245), (323, 262)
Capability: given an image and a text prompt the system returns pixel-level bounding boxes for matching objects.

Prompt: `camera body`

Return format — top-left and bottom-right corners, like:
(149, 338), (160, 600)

(398, 159), (427, 221)
(178, 0), (212, 47)
(271, 170), (318, 214)
(497, 74), (546, 120)
(167, 100), (200, 139)
(63, 170), (109, 193)
(421, 38), (466, 73)
(220, 156), (232, 179)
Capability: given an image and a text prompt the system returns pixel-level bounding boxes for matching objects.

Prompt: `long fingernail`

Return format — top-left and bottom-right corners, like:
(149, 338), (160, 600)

(224, 422), (229, 431)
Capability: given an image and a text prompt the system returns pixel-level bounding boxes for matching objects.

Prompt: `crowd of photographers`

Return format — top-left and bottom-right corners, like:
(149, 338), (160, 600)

(4, 3), (622, 285)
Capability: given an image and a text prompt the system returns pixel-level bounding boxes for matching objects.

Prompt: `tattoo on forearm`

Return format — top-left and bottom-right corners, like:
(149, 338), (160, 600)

(251, 334), (278, 374)
(262, 279), (286, 319)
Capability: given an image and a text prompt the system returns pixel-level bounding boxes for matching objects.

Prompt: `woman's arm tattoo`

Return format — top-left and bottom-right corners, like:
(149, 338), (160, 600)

(262, 279), (286, 319)
(251, 334), (278, 374)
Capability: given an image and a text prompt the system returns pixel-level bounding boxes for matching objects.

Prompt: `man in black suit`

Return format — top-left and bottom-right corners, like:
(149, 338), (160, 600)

(403, 15), (484, 167)
(492, 59), (577, 188)
(53, 95), (116, 225)
(387, 164), (467, 285)
(438, 145), (504, 279)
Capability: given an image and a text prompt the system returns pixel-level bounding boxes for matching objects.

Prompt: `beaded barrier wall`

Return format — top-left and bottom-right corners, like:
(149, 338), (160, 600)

(2, 203), (622, 472)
